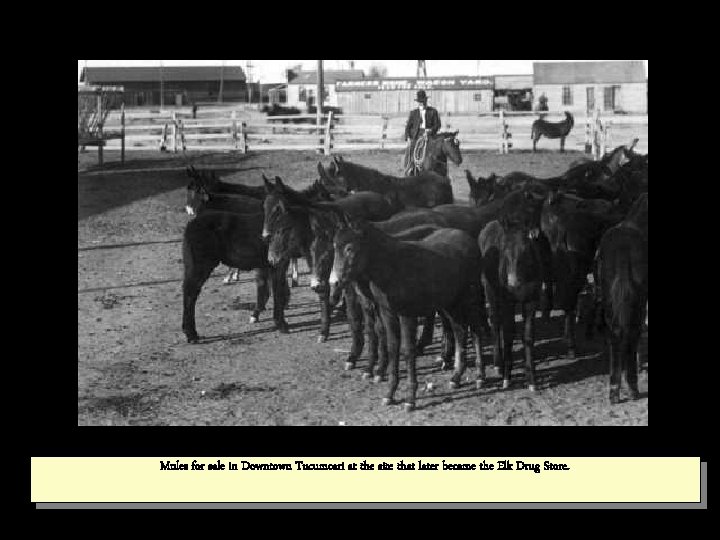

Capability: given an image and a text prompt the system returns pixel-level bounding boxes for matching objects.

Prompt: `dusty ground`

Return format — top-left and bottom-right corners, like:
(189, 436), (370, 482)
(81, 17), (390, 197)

(78, 148), (648, 425)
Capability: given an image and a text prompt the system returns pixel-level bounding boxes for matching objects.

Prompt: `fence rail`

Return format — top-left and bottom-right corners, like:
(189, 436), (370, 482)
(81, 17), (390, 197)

(96, 107), (647, 157)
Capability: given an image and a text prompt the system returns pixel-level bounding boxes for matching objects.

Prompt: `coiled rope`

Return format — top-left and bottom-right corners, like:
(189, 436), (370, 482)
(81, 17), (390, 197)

(412, 132), (429, 174)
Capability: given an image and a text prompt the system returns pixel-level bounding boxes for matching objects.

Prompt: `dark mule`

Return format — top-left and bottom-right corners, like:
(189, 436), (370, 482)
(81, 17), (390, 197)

(540, 190), (626, 356)
(186, 166), (266, 199)
(318, 156), (454, 208)
(407, 131), (462, 177)
(478, 193), (545, 391)
(465, 170), (505, 206)
(182, 211), (289, 344)
(531, 111), (575, 152)
(264, 187), (402, 343)
(594, 193), (648, 403)
(330, 221), (486, 411)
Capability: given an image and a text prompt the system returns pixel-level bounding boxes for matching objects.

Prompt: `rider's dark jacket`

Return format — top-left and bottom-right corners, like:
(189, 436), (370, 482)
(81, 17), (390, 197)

(404, 106), (441, 140)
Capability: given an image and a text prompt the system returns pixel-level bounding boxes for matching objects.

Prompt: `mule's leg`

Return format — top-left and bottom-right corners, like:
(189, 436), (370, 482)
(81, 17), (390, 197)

(416, 312), (435, 355)
(290, 258), (299, 288)
(380, 310), (400, 406)
(609, 332), (622, 404)
(373, 307), (389, 382)
(400, 316), (419, 411)
(250, 268), (269, 324)
(317, 284), (331, 344)
(522, 302), (538, 392)
(467, 291), (486, 389)
(501, 302), (516, 390)
(447, 315), (468, 389)
(343, 287), (365, 371)
(436, 311), (455, 370)
(624, 330), (641, 400)
(270, 261), (290, 333)
(564, 309), (577, 359)
(182, 261), (217, 343)
(560, 136), (566, 153)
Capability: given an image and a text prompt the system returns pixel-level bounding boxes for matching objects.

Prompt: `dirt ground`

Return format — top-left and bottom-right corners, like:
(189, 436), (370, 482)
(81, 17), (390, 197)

(78, 148), (648, 425)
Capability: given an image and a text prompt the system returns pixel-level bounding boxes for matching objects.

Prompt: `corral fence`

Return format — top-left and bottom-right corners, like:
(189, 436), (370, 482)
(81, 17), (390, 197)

(99, 107), (648, 159)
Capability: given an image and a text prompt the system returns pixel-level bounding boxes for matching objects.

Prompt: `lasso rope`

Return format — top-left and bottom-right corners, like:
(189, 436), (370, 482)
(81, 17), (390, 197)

(412, 133), (428, 173)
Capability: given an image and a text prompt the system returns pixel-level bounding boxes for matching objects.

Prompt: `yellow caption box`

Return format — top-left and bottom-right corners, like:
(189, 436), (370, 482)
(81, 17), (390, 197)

(31, 457), (700, 503)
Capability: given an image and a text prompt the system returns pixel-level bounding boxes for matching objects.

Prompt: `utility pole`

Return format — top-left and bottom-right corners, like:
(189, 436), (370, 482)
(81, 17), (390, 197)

(246, 61), (254, 103)
(417, 60), (427, 78)
(316, 60), (324, 154)
(160, 61), (165, 109)
(218, 60), (225, 103)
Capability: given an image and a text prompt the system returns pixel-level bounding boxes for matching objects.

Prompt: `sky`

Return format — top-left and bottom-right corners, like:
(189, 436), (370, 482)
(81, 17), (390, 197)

(78, 60), (648, 83)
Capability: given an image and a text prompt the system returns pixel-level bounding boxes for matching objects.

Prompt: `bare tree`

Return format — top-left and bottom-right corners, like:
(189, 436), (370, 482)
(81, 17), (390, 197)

(368, 63), (388, 77)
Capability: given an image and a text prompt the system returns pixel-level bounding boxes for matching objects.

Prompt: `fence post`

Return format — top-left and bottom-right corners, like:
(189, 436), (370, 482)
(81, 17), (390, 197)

(604, 119), (612, 154)
(171, 112), (178, 153)
(584, 112), (592, 154)
(324, 110), (334, 155)
(160, 123), (168, 152)
(231, 110), (238, 149)
(498, 109), (506, 154)
(380, 116), (388, 149)
(592, 109), (600, 160)
(239, 121), (247, 154)
(97, 92), (104, 167)
(120, 103), (125, 164)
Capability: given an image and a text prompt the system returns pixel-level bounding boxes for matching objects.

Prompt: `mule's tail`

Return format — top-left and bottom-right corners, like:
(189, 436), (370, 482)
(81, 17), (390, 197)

(606, 238), (645, 331)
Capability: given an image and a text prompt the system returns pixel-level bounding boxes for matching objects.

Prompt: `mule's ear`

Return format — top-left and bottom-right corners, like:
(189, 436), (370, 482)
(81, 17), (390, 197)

(317, 162), (332, 182)
(263, 174), (275, 193)
(453, 130), (459, 137)
(332, 155), (343, 170)
(465, 169), (476, 187)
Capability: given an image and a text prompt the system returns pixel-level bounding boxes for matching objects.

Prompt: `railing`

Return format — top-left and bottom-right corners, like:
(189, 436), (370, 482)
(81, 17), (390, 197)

(99, 108), (648, 156)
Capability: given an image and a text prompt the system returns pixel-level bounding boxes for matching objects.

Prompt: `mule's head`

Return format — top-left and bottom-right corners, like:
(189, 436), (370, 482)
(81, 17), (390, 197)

(317, 156), (353, 195)
(499, 225), (543, 297)
(441, 131), (462, 166)
(329, 216), (368, 292)
(500, 189), (544, 238)
(466, 170), (498, 207)
(307, 208), (339, 292)
(267, 209), (302, 266)
(185, 182), (211, 216)
(262, 174), (287, 240)
(565, 111), (574, 128)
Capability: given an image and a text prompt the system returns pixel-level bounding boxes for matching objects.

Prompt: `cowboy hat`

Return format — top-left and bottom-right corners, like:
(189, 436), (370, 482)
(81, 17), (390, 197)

(415, 90), (428, 103)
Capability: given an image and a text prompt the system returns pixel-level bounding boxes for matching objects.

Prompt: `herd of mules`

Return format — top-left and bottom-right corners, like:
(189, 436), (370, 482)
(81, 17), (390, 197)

(182, 136), (647, 411)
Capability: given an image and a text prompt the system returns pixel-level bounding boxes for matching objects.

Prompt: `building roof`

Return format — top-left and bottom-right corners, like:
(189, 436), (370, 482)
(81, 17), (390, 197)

(494, 74), (534, 90)
(533, 61), (646, 85)
(81, 66), (246, 83)
(288, 70), (365, 84)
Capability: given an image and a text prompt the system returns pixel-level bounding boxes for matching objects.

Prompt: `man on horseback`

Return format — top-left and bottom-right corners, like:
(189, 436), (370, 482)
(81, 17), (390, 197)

(403, 90), (441, 176)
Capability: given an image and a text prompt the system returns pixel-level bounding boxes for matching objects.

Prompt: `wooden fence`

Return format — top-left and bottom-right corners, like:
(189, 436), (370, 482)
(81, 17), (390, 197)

(99, 108), (648, 157)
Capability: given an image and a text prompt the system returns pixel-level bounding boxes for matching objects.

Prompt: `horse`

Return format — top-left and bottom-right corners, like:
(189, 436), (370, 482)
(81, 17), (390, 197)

(478, 197), (546, 391)
(318, 156), (454, 208)
(531, 111), (575, 152)
(182, 210), (290, 344)
(406, 131), (462, 177)
(594, 193), (648, 403)
(329, 220), (486, 411)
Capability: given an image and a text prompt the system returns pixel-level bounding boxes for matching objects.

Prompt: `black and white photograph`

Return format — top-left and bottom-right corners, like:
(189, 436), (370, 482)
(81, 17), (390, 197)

(78, 59), (648, 426)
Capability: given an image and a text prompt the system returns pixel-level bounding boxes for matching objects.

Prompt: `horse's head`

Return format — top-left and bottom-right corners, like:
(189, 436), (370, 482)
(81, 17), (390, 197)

(440, 131), (462, 166)
(262, 174), (289, 240)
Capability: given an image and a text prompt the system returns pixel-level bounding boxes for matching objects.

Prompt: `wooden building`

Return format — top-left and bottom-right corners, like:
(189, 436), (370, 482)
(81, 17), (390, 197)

(532, 61), (647, 114)
(493, 74), (534, 111)
(80, 66), (247, 107)
(286, 70), (365, 110)
(335, 76), (494, 115)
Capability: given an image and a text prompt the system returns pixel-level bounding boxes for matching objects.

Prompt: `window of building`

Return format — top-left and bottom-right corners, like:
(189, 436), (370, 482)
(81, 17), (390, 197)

(562, 85), (573, 106)
(364, 93), (372, 99)
(603, 86), (619, 111)
(473, 93), (482, 101)
(298, 86), (307, 102)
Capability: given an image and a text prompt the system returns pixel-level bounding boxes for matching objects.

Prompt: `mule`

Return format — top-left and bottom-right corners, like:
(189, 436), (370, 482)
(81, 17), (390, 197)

(330, 221), (486, 411)
(318, 156), (454, 208)
(264, 187), (404, 343)
(406, 131), (462, 177)
(531, 111), (575, 152)
(540, 190), (626, 356)
(479, 216), (545, 391)
(182, 210), (289, 344)
(594, 193), (648, 403)
(465, 170), (505, 207)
